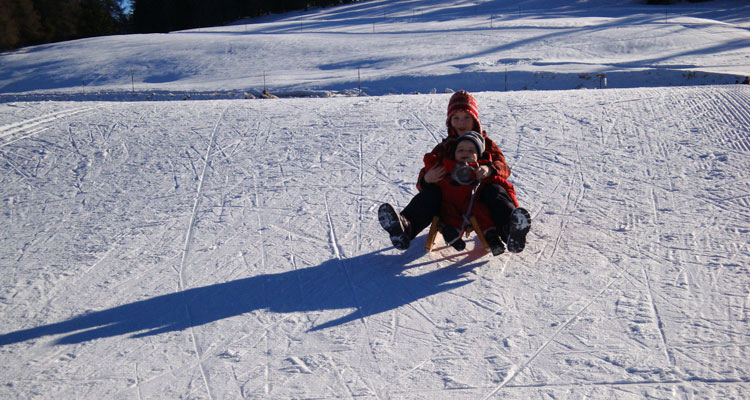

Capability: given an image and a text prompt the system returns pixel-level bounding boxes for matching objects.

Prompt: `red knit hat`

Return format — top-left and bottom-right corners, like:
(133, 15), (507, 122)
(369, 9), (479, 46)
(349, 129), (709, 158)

(446, 90), (481, 135)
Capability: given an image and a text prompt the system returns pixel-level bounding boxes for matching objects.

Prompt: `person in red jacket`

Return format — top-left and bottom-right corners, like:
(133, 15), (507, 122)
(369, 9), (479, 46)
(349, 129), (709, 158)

(424, 131), (516, 255)
(379, 90), (531, 254)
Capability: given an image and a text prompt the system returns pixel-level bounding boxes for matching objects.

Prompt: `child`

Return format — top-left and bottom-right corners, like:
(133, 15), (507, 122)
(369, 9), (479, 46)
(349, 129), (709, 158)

(378, 90), (531, 254)
(422, 131), (516, 255)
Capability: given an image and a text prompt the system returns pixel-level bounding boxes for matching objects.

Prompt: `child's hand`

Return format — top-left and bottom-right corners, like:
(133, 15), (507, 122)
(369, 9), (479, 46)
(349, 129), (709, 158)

(476, 165), (492, 180)
(424, 165), (446, 183)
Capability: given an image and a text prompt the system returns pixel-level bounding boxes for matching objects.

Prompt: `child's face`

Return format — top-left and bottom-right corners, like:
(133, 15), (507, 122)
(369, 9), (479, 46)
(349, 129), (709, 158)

(455, 140), (478, 162)
(450, 110), (475, 135)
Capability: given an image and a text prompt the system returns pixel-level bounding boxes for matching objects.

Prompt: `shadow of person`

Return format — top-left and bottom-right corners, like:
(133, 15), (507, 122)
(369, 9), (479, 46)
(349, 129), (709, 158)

(0, 242), (487, 346)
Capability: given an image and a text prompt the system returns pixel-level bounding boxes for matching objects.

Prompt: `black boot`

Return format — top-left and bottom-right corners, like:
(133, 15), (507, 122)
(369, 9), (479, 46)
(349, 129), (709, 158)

(484, 228), (505, 256)
(441, 225), (466, 251)
(506, 208), (531, 253)
(378, 203), (412, 250)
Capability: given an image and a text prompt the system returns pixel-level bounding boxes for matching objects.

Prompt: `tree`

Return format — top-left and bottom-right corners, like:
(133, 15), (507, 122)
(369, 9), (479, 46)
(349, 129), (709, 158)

(131, 0), (363, 34)
(0, 0), (41, 50)
(33, 0), (80, 43)
(78, 0), (121, 37)
(1, 0), (127, 51)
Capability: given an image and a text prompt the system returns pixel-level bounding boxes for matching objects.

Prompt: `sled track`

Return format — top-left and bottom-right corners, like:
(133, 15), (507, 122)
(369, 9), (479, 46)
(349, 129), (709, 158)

(176, 104), (229, 400)
(482, 274), (623, 399)
(0, 106), (97, 147)
(715, 89), (750, 153)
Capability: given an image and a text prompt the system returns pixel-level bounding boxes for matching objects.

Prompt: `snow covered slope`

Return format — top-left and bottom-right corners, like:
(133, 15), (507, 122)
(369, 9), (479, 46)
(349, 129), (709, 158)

(1, 85), (749, 398)
(1, 0), (750, 398)
(1, 0), (749, 98)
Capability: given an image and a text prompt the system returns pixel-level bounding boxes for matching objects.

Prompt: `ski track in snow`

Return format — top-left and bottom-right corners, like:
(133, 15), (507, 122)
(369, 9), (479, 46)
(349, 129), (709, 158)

(0, 86), (749, 398)
(0, 106), (98, 147)
(177, 104), (229, 400)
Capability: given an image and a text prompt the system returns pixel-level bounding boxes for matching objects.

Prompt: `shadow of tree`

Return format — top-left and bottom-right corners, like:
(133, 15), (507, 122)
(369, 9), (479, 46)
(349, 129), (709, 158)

(0, 243), (487, 346)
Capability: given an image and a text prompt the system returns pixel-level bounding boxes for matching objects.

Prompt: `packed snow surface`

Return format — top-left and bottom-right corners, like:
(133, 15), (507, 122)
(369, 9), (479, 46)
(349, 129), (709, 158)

(1, 0), (750, 399)
(2, 85), (750, 398)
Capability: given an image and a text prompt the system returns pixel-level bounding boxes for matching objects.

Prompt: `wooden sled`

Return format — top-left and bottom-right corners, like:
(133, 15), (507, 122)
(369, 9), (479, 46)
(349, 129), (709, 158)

(424, 216), (490, 252)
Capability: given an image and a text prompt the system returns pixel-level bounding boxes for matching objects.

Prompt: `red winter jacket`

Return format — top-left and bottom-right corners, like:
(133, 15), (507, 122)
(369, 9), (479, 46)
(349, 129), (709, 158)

(435, 129), (511, 177)
(423, 154), (519, 233)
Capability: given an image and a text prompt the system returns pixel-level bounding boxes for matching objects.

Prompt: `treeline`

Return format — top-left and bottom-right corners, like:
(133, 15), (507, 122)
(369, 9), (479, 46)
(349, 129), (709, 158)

(644, 0), (712, 3)
(0, 0), (359, 52)
(132, 0), (359, 33)
(0, 0), (127, 51)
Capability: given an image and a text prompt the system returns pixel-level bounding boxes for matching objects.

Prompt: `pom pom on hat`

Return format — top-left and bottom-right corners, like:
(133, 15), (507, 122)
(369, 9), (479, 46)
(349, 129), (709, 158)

(455, 131), (485, 156)
(446, 90), (481, 133)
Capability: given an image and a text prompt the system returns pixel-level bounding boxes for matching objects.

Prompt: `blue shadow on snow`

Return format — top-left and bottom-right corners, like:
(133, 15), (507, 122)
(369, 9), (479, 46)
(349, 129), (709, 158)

(0, 242), (487, 346)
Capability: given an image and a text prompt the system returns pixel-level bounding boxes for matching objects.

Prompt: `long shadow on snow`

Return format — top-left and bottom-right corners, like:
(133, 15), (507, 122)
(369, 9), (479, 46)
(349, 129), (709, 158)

(0, 242), (486, 346)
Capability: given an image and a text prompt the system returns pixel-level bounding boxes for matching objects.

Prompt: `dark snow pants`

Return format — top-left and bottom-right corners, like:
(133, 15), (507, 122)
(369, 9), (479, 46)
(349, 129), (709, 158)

(400, 182), (516, 240)
(400, 183), (442, 239)
(478, 183), (516, 238)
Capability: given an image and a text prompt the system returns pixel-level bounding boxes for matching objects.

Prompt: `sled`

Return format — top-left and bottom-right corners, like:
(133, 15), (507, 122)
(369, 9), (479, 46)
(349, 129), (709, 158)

(424, 216), (490, 252)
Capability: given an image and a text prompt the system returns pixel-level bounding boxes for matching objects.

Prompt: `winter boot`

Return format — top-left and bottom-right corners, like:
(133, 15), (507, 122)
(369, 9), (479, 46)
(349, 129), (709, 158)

(441, 225), (466, 251)
(484, 228), (505, 256)
(378, 203), (412, 250)
(506, 207), (531, 253)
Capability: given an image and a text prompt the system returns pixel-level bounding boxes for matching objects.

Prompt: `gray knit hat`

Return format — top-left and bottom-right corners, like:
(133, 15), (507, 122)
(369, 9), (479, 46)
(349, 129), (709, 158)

(455, 131), (485, 156)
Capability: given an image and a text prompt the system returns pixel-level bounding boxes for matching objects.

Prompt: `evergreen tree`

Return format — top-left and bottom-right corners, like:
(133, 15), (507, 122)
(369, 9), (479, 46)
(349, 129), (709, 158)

(33, 0), (80, 43)
(3, 0), (360, 50)
(131, 0), (362, 34)
(76, 0), (126, 37)
(0, 0), (41, 50)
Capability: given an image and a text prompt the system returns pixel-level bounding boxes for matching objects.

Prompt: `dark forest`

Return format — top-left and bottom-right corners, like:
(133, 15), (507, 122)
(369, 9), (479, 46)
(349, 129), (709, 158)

(1, 0), (358, 51)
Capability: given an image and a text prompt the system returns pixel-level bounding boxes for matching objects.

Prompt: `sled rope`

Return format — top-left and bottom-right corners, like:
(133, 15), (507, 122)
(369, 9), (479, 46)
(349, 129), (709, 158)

(458, 179), (481, 237)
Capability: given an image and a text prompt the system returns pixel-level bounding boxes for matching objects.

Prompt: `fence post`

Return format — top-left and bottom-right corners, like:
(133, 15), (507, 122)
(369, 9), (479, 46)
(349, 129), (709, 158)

(597, 73), (607, 89)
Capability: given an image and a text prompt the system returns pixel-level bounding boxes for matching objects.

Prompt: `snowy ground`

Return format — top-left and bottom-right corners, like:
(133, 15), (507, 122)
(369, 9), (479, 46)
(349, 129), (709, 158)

(1, 86), (749, 398)
(1, 0), (750, 399)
